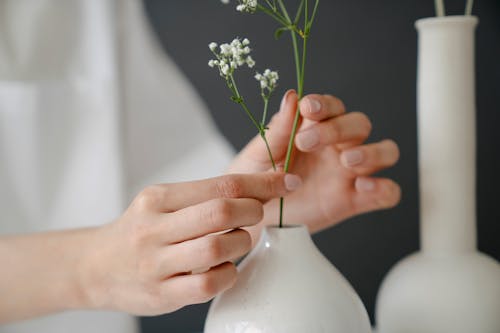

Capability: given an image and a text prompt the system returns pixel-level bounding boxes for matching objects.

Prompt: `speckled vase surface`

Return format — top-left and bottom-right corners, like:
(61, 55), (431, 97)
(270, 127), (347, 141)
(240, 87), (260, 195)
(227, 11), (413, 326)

(204, 225), (371, 333)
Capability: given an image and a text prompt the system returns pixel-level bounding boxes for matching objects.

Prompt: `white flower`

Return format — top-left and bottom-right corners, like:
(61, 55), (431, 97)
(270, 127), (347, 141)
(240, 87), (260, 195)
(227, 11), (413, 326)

(208, 37), (256, 77)
(236, 0), (258, 13)
(220, 43), (232, 56)
(209, 42), (218, 51)
(255, 69), (279, 93)
(246, 56), (255, 68)
(221, 0), (258, 13)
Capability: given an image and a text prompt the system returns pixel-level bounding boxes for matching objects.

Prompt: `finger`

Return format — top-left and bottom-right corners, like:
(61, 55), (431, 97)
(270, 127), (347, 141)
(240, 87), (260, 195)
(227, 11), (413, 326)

(230, 89), (298, 172)
(160, 229), (251, 276)
(295, 112), (372, 152)
(164, 198), (263, 243)
(352, 177), (401, 214)
(298, 94), (346, 121)
(339, 139), (400, 175)
(130, 172), (302, 213)
(162, 262), (237, 306)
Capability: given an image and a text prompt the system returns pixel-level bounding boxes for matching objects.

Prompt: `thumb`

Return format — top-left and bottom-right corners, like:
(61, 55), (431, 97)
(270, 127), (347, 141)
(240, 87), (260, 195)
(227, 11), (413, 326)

(264, 89), (298, 160)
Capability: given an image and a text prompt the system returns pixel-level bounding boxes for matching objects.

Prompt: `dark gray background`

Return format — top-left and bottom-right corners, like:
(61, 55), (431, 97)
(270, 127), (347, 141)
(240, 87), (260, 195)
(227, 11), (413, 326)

(141, 0), (500, 331)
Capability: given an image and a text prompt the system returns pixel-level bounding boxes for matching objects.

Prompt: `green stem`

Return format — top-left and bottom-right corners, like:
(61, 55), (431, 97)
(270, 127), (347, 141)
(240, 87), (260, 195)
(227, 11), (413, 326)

(261, 132), (277, 171)
(300, 33), (308, 95)
(279, 7), (310, 228)
(261, 96), (269, 125)
(260, 96), (276, 171)
(276, 0), (292, 22)
(257, 4), (288, 26)
(229, 75), (277, 170)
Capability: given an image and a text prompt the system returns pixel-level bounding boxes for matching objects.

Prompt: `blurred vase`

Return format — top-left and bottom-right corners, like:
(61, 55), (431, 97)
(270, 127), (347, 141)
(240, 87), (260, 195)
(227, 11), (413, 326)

(375, 16), (500, 333)
(204, 224), (371, 333)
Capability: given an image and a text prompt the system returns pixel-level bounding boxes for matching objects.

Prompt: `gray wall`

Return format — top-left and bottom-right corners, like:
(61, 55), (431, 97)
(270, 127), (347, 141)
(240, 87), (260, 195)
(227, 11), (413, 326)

(141, 0), (500, 331)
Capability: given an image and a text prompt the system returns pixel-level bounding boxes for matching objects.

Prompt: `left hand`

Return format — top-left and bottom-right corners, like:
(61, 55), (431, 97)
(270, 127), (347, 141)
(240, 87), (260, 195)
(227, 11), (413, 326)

(228, 90), (401, 241)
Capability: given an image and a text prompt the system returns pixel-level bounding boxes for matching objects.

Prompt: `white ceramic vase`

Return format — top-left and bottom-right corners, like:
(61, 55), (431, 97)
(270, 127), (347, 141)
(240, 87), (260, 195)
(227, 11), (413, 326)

(375, 16), (500, 333)
(204, 225), (372, 333)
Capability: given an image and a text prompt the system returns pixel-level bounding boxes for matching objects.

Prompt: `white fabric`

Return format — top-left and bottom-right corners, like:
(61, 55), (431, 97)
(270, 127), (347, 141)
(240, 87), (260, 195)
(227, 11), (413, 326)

(0, 0), (234, 332)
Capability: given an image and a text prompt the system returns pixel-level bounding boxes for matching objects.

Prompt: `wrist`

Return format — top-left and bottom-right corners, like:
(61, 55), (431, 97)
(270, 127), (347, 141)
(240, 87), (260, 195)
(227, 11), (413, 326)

(73, 226), (110, 310)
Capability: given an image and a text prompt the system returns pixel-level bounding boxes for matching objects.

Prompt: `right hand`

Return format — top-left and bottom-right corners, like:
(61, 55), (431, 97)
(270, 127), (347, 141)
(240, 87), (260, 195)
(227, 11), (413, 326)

(80, 172), (301, 315)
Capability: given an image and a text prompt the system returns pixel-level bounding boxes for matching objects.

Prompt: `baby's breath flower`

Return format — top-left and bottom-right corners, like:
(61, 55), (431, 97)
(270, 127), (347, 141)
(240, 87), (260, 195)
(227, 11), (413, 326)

(209, 42), (218, 51)
(208, 37), (255, 77)
(255, 69), (279, 92)
(236, 0), (258, 13)
(221, 0), (258, 13)
(246, 56), (256, 68)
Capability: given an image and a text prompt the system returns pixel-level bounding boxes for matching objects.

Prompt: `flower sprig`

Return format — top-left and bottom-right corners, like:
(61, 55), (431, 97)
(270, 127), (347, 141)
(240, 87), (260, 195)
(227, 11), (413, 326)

(208, 38), (255, 76)
(208, 38), (278, 170)
(215, 0), (320, 227)
(255, 69), (279, 127)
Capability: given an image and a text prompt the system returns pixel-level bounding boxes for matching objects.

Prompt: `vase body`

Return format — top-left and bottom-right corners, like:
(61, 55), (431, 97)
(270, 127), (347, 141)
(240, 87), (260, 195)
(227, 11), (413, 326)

(375, 16), (500, 333)
(204, 225), (371, 333)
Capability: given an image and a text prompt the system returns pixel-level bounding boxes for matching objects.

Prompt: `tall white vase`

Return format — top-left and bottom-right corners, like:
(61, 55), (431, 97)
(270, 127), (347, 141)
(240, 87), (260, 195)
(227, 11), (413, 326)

(204, 225), (372, 333)
(375, 16), (500, 333)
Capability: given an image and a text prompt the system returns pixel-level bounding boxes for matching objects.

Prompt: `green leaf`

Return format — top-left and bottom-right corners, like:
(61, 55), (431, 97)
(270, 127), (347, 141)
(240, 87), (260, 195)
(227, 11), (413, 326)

(274, 26), (288, 39)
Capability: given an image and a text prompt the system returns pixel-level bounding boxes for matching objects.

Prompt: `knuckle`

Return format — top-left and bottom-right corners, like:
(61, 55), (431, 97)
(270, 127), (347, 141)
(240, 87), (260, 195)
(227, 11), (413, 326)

(226, 264), (238, 287)
(205, 199), (233, 228)
(137, 258), (153, 277)
(328, 120), (342, 142)
(202, 237), (225, 263)
(133, 185), (164, 211)
(242, 199), (264, 224)
(144, 286), (164, 312)
(195, 275), (219, 300)
(129, 222), (154, 248)
(238, 230), (253, 253)
(253, 200), (265, 222)
(215, 175), (245, 198)
(263, 174), (279, 196)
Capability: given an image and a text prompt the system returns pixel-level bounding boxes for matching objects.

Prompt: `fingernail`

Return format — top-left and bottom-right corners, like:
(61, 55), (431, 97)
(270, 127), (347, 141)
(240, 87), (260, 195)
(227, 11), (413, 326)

(341, 150), (363, 167)
(306, 97), (321, 113)
(284, 174), (302, 191)
(280, 90), (295, 112)
(295, 128), (320, 151)
(355, 177), (375, 192)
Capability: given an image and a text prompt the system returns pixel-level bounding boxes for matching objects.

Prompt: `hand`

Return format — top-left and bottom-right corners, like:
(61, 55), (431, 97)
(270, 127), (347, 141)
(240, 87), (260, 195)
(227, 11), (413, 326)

(80, 172), (300, 316)
(228, 90), (400, 238)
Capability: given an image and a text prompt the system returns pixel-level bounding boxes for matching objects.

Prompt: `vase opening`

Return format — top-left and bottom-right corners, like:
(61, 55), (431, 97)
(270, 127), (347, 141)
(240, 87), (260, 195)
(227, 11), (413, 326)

(267, 224), (304, 229)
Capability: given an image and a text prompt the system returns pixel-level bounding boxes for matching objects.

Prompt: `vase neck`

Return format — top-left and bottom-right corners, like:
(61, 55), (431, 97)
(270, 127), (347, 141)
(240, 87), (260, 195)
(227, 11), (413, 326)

(416, 16), (478, 254)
